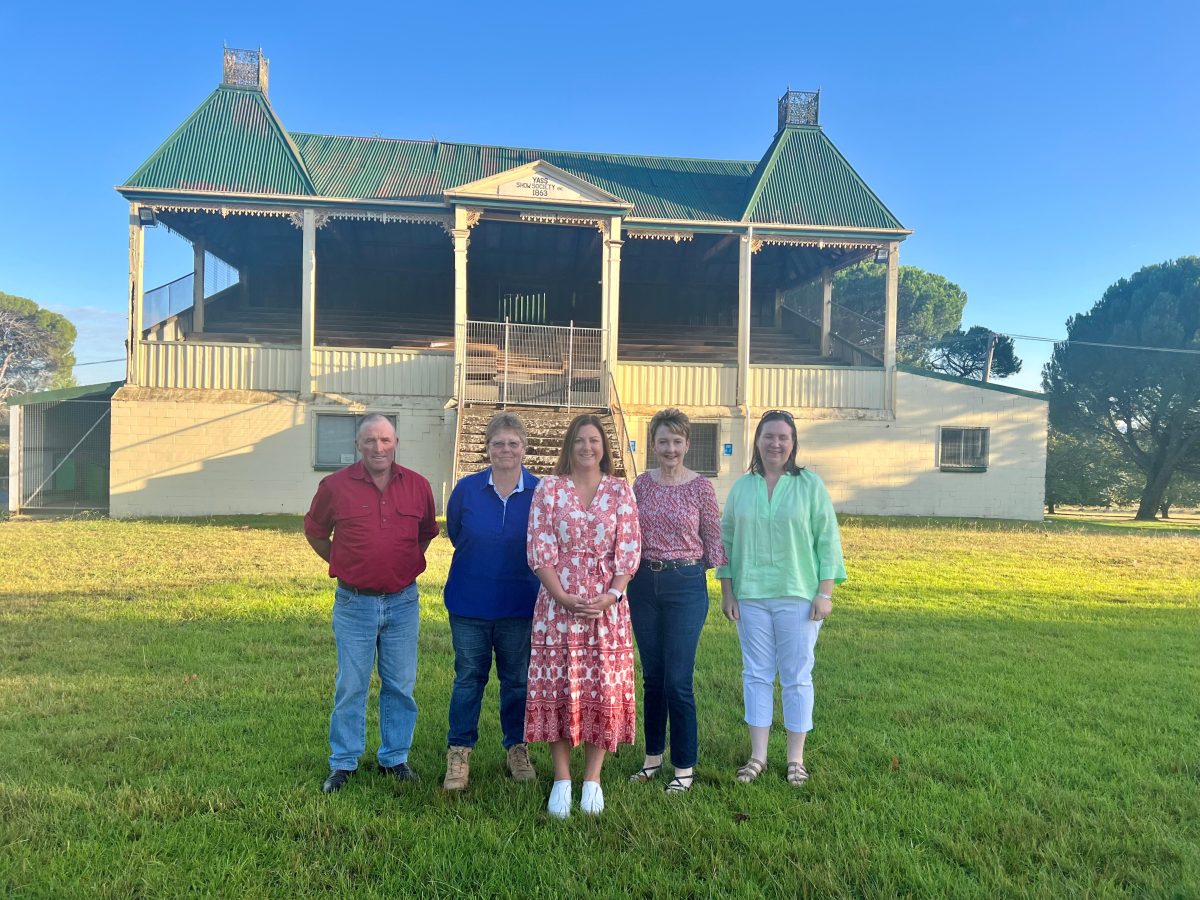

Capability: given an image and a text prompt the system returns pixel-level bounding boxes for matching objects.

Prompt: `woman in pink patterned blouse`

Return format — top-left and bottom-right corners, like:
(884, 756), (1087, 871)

(627, 408), (726, 794)
(525, 413), (641, 818)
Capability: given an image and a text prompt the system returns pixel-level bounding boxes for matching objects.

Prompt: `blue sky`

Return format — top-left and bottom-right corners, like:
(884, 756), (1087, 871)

(2, 0), (1197, 391)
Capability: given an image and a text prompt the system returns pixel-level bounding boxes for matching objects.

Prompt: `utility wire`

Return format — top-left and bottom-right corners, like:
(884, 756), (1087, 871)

(1001, 333), (1200, 356)
(72, 358), (125, 367)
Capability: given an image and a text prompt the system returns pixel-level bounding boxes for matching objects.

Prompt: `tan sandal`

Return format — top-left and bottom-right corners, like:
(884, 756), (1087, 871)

(736, 758), (767, 783)
(787, 761), (810, 786)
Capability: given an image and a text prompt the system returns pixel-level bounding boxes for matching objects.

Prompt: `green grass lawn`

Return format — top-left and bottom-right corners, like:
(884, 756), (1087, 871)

(1, 515), (1198, 898)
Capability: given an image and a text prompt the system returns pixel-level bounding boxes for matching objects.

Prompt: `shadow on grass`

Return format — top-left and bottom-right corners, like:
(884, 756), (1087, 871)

(844, 513), (1200, 538)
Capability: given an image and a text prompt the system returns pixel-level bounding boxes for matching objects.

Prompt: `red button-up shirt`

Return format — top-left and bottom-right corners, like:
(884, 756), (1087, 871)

(304, 461), (439, 593)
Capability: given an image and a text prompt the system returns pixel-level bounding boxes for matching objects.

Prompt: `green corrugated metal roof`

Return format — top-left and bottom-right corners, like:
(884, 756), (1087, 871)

(124, 86), (315, 196)
(121, 87), (906, 232)
(291, 134), (753, 221)
(7, 381), (124, 406)
(742, 126), (903, 230)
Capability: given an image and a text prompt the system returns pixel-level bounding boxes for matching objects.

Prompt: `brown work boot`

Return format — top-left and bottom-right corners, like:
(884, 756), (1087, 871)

(443, 746), (472, 791)
(507, 743), (536, 782)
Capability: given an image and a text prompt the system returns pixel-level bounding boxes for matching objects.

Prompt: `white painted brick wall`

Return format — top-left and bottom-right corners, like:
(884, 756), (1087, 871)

(110, 391), (453, 517)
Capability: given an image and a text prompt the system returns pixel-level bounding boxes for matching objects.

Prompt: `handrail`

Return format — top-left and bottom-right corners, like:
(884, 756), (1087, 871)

(607, 371), (638, 480)
(451, 364), (466, 486)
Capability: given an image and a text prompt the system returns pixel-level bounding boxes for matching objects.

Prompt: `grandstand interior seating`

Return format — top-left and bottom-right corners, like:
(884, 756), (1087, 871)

(165, 303), (856, 365)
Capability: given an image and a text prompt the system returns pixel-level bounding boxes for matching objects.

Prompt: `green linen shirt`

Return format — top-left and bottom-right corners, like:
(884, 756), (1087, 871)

(715, 469), (847, 601)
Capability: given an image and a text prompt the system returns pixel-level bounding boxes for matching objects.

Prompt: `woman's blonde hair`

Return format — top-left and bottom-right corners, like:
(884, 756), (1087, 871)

(553, 413), (613, 476)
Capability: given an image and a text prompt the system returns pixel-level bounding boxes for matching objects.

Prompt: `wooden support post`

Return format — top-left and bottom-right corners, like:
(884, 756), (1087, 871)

(603, 215), (623, 388)
(452, 206), (472, 401)
(8, 404), (21, 512)
(736, 228), (753, 408)
(300, 209), (316, 399)
(774, 288), (784, 329)
(821, 268), (833, 357)
(127, 203), (144, 386)
(884, 241), (899, 410)
(192, 239), (206, 333)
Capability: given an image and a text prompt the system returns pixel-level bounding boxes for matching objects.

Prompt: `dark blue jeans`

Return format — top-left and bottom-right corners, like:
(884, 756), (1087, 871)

(627, 564), (710, 768)
(447, 614), (532, 749)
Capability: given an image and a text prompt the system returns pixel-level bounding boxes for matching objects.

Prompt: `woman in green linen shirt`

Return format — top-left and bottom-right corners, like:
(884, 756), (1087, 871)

(717, 410), (846, 787)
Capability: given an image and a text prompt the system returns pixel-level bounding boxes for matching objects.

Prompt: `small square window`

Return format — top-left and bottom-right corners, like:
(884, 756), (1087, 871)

(315, 414), (396, 470)
(645, 422), (719, 477)
(940, 426), (989, 472)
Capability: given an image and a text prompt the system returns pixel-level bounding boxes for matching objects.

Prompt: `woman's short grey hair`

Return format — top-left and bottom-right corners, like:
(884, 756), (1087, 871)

(484, 411), (528, 447)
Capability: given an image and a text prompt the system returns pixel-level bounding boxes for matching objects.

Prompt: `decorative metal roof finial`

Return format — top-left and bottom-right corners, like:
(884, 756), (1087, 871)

(777, 89), (820, 130)
(222, 46), (269, 95)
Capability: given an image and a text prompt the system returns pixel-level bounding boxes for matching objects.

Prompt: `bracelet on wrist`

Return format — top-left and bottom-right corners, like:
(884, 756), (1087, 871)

(815, 592), (833, 602)
(608, 588), (626, 602)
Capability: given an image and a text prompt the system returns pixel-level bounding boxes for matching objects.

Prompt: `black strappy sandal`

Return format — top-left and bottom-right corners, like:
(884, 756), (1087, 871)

(664, 773), (695, 794)
(629, 763), (663, 783)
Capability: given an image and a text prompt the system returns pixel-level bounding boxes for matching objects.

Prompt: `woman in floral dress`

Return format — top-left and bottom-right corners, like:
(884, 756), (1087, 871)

(525, 413), (641, 818)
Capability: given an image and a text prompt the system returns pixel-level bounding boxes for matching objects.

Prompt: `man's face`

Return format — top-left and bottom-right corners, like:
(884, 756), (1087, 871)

(357, 419), (397, 477)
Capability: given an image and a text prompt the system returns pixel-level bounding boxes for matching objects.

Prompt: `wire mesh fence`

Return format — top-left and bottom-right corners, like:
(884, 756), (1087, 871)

(17, 399), (111, 512)
(464, 320), (605, 408)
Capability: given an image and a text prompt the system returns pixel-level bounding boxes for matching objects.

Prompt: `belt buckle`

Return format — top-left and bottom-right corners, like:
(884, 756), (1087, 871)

(648, 560), (665, 572)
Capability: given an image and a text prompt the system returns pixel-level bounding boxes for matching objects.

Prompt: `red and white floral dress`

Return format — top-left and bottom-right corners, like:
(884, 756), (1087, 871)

(524, 474), (641, 751)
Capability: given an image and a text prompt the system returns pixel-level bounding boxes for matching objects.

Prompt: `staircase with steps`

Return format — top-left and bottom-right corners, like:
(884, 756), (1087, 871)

(455, 406), (632, 481)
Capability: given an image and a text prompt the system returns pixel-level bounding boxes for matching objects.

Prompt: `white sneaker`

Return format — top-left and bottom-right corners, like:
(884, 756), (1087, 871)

(548, 779), (572, 819)
(580, 780), (604, 815)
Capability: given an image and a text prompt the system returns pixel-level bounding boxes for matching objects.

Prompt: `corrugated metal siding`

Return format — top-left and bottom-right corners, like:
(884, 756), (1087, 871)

(313, 348), (453, 397)
(743, 127), (903, 230)
(139, 342), (300, 391)
(292, 133), (755, 221)
(125, 88), (313, 195)
(615, 362), (736, 407)
(750, 365), (886, 409)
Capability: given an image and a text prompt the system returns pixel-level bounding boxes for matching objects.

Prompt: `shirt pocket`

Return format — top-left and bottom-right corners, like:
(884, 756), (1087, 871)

(388, 506), (421, 539)
(334, 502), (373, 533)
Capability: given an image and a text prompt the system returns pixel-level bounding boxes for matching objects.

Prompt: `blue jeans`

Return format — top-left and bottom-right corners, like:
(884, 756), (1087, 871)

(627, 564), (710, 768)
(328, 582), (419, 771)
(447, 614), (532, 749)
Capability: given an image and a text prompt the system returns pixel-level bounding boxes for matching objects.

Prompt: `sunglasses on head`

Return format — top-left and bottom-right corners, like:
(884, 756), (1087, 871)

(761, 409), (794, 422)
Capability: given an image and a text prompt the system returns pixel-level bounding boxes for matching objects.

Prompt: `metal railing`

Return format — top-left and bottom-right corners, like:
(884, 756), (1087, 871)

(781, 288), (885, 360)
(143, 253), (240, 329)
(607, 371), (637, 480)
(463, 319), (605, 408)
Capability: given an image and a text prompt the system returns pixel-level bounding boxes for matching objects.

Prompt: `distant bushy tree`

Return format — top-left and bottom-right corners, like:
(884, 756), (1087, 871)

(1044, 427), (1136, 514)
(833, 263), (967, 365)
(1043, 258), (1200, 521)
(930, 326), (1022, 380)
(1, 291), (77, 402)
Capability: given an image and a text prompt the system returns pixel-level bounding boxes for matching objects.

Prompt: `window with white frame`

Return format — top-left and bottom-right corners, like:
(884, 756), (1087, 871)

(940, 426), (990, 472)
(315, 414), (397, 470)
(645, 422), (720, 477)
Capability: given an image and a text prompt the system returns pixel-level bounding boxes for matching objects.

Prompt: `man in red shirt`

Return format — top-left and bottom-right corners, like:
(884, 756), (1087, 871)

(304, 413), (439, 793)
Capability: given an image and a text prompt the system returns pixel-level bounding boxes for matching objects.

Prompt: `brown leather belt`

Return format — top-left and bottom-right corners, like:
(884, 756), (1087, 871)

(337, 579), (387, 596)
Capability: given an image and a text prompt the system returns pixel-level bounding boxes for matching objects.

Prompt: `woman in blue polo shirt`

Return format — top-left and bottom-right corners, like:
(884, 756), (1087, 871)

(442, 412), (541, 791)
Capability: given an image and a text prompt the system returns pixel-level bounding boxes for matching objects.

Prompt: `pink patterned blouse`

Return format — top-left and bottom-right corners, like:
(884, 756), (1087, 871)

(632, 472), (727, 569)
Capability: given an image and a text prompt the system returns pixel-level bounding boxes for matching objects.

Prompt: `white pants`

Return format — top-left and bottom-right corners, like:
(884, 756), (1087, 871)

(735, 598), (823, 733)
